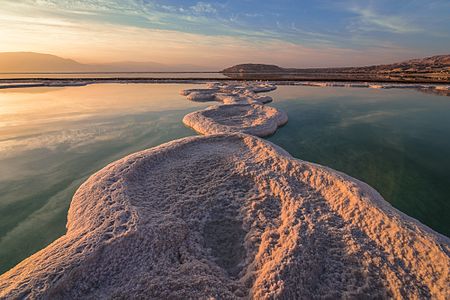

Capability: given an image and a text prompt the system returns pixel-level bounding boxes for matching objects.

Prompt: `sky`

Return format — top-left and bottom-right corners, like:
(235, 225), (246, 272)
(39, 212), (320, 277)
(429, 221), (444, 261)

(0, 0), (449, 68)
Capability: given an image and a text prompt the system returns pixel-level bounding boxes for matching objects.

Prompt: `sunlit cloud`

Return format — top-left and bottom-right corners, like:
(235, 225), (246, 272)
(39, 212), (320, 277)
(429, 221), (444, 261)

(190, 2), (218, 14)
(348, 6), (421, 34)
(0, 0), (448, 67)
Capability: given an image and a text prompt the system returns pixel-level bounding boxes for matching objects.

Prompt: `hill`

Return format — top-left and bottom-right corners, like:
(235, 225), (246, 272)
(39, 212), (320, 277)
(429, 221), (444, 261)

(221, 64), (285, 74)
(0, 52), (208, 73)
(222, 55), (450, 74)
(221, 55), (450, 82)
(0, 52), (89, 73)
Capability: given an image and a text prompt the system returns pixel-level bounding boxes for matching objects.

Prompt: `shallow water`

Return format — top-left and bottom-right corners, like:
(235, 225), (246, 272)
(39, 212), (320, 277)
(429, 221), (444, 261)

(269, 86), (450, 238)
(0, 84), (449, 274)
(0, 84), (208, 273)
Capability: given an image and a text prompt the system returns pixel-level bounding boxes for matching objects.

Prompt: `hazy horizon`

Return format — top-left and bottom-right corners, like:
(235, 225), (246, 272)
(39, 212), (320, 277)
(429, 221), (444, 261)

(2, 51), (449, 73)
(1, 1), (449, 69)
(0, 52), (218, 72)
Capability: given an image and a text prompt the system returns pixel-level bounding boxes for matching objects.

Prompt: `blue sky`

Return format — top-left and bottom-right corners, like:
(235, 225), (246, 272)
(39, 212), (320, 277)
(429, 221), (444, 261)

(1, 0), (449, 68)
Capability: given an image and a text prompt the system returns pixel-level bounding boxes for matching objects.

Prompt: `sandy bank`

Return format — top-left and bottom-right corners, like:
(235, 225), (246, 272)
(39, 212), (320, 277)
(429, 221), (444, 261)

(0, 134), (448, 299)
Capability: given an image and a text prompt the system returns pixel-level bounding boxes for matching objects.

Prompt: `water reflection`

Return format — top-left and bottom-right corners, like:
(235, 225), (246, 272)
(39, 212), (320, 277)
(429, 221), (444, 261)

(269, 86), (450, 237)
(0, 84), (207, 273)
(1, 84), (449, 275)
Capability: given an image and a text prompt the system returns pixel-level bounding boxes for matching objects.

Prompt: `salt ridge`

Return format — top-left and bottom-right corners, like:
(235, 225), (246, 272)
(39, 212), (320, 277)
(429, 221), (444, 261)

(0, 134), (448, 298)
(181, 82), (286, 136)
(1, 82), (449, 299)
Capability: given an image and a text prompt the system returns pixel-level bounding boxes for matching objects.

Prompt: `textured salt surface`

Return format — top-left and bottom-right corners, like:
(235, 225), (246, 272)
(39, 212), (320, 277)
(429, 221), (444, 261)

(181, 82), (277, 104)
(183, 104), (288, 137)
(1, 134), (448, 299)
(2, 82), (449, 299)
(181, 82), (287, 136)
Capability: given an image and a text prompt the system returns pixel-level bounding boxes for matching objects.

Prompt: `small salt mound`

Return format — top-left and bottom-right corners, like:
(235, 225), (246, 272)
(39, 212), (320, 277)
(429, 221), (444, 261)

(255, 95), (273, 103)
(179, 88), (219, 96)
(180, 82), (276, 104)
(249, 84), (277, 93)
(214, 93), (269, 105)
(186, 91), (217, 102)
(215, 93), (256, 105)
(185, 92), (272, 105)
(183, 104), (288, 137)
(1, 134), (448, 299)
(241, 90), (273, 104)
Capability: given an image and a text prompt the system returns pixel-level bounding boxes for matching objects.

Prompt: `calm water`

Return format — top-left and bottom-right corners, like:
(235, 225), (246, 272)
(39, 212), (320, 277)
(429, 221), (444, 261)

(0, 72), (227, 79)
(0, 84), (208, 273)
(0, 84), (449, 274)
(269, 87), (450, 238)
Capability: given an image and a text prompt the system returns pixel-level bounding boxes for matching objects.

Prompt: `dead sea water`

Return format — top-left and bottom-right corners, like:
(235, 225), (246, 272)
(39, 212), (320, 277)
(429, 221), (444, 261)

(269, 86), (450, 237)
(0, 83), (449, 274)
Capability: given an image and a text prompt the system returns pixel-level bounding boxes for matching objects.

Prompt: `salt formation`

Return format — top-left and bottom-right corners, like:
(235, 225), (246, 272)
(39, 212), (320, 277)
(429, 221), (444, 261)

(183, 104), (288, 137)
(181, 82), (285, 135)
(179, 87), (220, 96)
(187, 91), (217, 102)
(2, 82), (448, 299)
(435, 85), (450, 91)
(0, 134), (448, 299)
(181, 82), (276, 104)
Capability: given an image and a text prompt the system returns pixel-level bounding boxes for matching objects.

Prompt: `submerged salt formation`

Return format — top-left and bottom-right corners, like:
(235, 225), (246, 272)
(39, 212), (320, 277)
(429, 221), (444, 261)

(181, 82), (277, 104)
(187, 91), (217, 102)
(183, 104), (288, 137)
(213, 92), (273, 105)
(0, 134), (448, 299)
(179, 87), (220, 96)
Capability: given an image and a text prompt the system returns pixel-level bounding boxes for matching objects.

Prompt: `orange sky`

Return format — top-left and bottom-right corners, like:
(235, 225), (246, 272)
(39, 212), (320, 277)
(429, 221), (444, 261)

(1, 0), (448, 68)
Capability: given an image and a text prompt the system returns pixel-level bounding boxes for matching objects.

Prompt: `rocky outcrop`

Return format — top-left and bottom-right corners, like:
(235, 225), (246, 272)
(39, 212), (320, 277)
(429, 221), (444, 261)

(221, 64), (286, 74)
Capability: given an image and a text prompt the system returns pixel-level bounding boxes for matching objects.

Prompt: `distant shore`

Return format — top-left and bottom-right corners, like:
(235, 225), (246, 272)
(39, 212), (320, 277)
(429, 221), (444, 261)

(0, 74), (449, 84)
(1, 77), (448, 97)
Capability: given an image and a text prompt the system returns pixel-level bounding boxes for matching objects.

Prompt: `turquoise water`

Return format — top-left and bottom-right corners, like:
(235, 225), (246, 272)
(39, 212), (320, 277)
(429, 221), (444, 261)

(0, 84), (449, 274)
(0, 84), (207, 274)
(269, 86), (450, 237)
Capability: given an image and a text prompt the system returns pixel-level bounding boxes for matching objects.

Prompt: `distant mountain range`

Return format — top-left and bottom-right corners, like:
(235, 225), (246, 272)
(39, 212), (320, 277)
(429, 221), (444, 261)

(0, 52), (210, 73)
(1, 52), (449, 81)
(222, 55), (450, 75)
